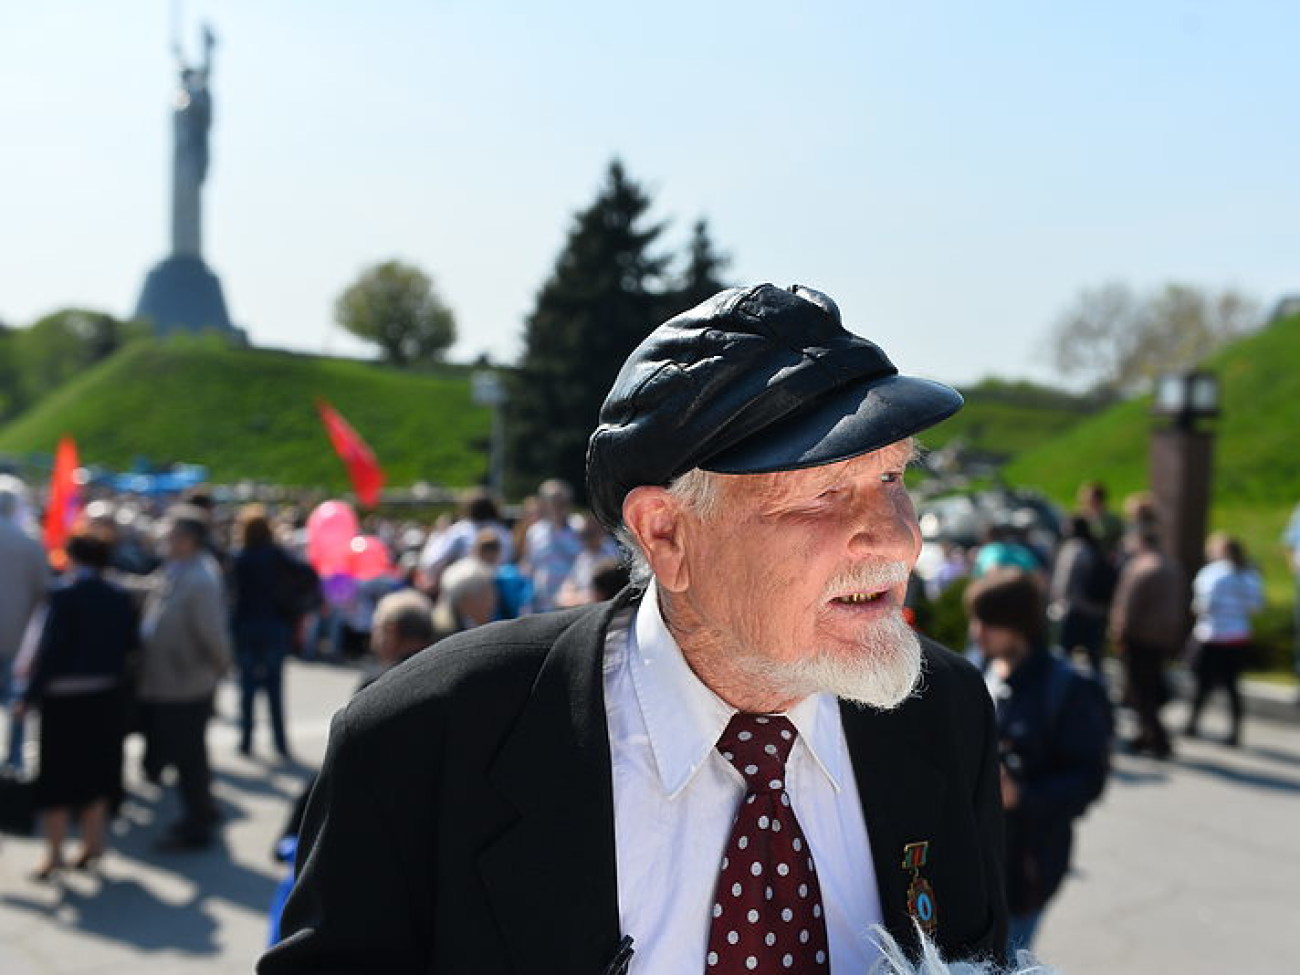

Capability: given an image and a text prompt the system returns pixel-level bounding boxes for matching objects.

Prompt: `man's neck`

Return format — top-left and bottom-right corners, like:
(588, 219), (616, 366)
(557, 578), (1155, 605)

(658, 588), (801, 714)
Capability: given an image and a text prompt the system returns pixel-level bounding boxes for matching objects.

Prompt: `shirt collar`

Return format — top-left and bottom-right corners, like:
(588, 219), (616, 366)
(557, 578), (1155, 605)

(629, 581), (847, 799)
(785, 688), (849, 794)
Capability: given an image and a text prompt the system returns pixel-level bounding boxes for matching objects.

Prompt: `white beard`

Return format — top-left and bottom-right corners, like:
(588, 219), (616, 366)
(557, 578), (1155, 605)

(734, 608), (925, 711)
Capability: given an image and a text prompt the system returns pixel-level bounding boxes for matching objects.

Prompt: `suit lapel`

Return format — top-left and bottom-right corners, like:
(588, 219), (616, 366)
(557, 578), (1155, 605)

(840, 699), (947, 957)
(479, 597), (632, 974)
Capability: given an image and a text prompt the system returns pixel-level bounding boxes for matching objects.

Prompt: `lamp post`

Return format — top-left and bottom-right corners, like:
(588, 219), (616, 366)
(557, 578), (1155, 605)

(471, 370), (507, 500)
(1149, 370), (1219, 577)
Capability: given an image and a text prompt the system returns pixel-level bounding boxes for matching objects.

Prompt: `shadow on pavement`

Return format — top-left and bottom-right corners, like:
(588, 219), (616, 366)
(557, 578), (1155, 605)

(106, 794), (282, 919)
(0, 766), (290, 952)
(214, 762), (314, 803)
(1108, 760), (1171, 787)
(1, 808), (281, 954)
(1172, 756), (1300, 794)
(1242, 743), (1300, 769)
(1, 877), (222, 955)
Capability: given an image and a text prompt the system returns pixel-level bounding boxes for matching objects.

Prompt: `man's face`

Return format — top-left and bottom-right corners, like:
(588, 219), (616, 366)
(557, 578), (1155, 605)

(165, 524), (198, 560)
(456, 586), (497, 629)
(968, 619), (1023, 661)
(545, 494), (570, 522)
(673, 440), (923, 708)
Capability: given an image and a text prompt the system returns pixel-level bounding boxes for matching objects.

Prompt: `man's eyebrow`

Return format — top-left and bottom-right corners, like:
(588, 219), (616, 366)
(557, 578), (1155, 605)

(880, 438), (919, 469)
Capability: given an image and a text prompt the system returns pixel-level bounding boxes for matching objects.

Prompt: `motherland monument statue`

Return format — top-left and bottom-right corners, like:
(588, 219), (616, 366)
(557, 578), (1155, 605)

(134, 21), (239, 338)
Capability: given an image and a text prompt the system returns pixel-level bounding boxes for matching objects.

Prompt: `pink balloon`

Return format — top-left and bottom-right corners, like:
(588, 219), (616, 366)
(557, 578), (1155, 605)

(349, 534), (394, 580)
(307, 501), (360, 575)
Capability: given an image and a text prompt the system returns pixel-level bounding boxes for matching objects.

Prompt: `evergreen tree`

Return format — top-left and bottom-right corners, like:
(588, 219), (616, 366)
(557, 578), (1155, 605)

(507, 161), (671, 500)
(666, 218), (731, 317)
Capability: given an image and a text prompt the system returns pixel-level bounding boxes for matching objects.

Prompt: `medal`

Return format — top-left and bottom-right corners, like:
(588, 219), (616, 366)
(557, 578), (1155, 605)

(901, 841), (938, 936)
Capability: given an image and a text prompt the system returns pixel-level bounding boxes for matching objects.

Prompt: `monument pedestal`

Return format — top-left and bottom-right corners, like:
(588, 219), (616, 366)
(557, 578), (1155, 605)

(134, 254), (235, 336)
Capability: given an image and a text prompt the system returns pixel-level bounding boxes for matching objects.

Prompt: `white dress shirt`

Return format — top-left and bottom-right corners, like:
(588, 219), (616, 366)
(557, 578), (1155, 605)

(605, 582), (883, 973)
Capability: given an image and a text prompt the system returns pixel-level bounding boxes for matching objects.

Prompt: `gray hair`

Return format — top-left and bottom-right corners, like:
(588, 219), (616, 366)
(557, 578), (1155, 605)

(613, 467), (725, 586)
(538, 478), (573, 504)
(371, 589), (435, 644)
(438, 557), (497, 609)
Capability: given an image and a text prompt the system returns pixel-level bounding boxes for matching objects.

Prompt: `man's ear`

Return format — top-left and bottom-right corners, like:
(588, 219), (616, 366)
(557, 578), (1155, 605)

(622, 486), (690, 592)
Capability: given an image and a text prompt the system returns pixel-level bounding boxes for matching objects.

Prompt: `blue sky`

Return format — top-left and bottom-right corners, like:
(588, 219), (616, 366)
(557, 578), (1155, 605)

(2, 1), (1297, 387)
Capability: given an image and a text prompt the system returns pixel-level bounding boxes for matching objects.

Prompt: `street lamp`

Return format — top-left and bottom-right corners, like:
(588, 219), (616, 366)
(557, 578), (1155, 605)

(1152, 370), (1220, 431)
(471, 370), (507, 500)
(1149, 369), (1220, 577)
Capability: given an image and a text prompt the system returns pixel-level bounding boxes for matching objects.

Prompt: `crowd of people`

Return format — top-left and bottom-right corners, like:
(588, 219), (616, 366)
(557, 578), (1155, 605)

(916, 481), (1269, 759)
(903, 480), (1278, 950)
(0, 471), (629, 880)
(0, 465), (1280, 946)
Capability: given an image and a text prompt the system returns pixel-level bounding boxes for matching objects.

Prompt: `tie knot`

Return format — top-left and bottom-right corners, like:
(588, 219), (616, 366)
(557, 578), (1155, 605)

(717, 713), (797, 793)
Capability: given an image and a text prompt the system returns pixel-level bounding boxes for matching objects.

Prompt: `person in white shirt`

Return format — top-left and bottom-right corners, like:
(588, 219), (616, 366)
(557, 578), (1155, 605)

(262, 284), (1007, 975)
(416, 488), (513, 592)
(521, 479), (583, 612)
(1186, 533), (1265, 747)
(556, 514), (622, 607)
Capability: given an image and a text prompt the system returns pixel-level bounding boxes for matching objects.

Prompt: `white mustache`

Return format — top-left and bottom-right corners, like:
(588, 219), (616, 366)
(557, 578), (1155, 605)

(824, 561), (911, 596)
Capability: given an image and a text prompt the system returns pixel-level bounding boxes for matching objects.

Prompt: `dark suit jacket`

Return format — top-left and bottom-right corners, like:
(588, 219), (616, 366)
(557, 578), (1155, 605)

(260, 591), (1006, 974)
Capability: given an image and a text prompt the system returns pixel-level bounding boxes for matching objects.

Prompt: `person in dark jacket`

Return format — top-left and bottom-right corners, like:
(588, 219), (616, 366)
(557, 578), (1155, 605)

(1048, 516), (1112, 677)
(16, 533), (138, 879)
(1109, 517), (1184, 758)
(230, 505), (296, 760)
(966, 568), (1112, 955)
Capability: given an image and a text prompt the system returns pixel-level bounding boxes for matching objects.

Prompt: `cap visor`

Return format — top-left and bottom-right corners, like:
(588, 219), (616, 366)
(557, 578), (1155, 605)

(702, 375), (963, 475)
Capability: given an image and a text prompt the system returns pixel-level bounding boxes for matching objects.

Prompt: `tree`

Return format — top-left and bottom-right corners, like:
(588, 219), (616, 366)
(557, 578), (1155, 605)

(666, 218), (731, 316)
(0, 322), (20, 423)
(1, 309), (146, 420)
(334, 260), (456, 366)
(1044, 282), (1260, 397)
(507, 161), (672, 498)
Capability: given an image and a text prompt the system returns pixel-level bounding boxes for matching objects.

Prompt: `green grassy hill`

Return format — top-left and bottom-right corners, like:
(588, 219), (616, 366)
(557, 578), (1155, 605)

(1002, 314), (1300, 511)
(922, 378), (1098, 458)
(1002, 315), (1300, 508)
(0, 337), (492, 490)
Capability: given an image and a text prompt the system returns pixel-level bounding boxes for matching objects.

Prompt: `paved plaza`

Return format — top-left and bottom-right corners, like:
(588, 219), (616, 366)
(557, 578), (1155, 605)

(0, 658), (1296, 974)
(1038, 688), (1300, 973)
(0, 660), (350, 974)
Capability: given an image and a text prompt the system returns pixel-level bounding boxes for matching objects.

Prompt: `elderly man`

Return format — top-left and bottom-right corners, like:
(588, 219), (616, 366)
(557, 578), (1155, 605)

(261, 285), (1006, 973)
(137, 508), (232, 850)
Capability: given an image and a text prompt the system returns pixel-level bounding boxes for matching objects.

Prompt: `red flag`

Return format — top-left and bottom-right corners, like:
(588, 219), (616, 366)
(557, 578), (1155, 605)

(44, 435), (81, 566)
(316, 399), (385, 508)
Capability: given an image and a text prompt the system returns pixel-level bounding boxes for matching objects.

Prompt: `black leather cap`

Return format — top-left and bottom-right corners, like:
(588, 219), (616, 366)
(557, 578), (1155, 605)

(585, 283), (963, 530)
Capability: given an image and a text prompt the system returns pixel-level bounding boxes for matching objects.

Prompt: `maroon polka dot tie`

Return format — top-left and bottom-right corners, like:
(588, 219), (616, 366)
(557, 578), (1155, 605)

(706, 713), (830, 973)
